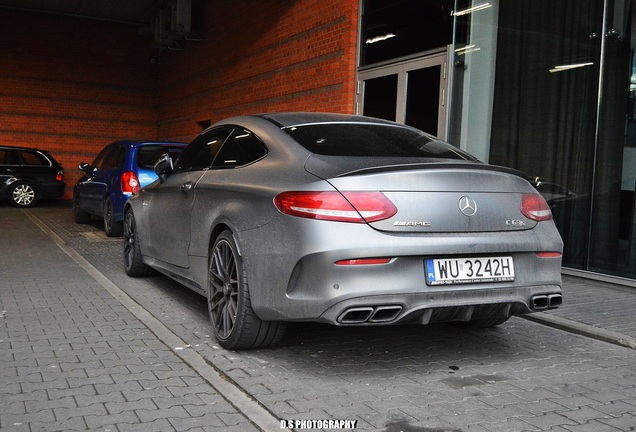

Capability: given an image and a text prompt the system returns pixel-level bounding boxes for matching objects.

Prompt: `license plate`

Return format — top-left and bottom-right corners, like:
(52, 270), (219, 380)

(425, 256), (515, 285)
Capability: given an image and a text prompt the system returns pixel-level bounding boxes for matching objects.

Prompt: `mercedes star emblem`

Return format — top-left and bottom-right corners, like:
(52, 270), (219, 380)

(459, 196), (477, 217)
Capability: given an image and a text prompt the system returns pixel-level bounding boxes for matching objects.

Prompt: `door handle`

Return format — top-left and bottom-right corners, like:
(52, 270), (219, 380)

(180, 181), (193, 192)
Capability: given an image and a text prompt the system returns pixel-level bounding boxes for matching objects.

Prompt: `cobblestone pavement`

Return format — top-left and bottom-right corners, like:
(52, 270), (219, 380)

(2, 201), (636, 432)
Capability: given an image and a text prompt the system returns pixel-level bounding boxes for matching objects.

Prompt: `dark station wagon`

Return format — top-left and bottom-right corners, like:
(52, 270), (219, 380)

(0, 145), (66, 207)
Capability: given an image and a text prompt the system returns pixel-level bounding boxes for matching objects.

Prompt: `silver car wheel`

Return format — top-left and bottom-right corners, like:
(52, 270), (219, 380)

(10, 182), (36, 207)
(208, 237), (239, 340)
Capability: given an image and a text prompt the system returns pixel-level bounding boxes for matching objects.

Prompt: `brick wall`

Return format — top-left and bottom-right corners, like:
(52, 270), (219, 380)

(0, 1), (360, 199)
(0, 10), (159, 198)
(156, 0), (359, 139)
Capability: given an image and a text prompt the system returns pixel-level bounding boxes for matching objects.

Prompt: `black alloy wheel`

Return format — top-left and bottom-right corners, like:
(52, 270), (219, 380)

(209, 235), (240, 341)
(123, 210), (150, 277)
(208, 231), (286, 350)
(104, 196), (123, 237)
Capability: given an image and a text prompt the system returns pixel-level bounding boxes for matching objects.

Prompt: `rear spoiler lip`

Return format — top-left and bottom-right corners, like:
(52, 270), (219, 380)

(336, 162), (529, 180)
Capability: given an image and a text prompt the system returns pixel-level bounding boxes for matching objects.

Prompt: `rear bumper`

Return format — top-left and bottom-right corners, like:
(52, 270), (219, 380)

(39, 181), (66, 198)
(237, 218), (563, 324)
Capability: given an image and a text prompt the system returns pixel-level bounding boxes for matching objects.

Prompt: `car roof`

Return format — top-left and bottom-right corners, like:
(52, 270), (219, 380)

(110, 140), (188, 147)
(0, 145), (51, 153)
(257, 112), (400, 128)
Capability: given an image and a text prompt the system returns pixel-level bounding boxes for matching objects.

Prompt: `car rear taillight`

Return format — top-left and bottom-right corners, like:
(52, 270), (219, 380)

(55, 170), (63, 181)
(274, 191), (397, 223)
(536, 252), (562, 258)
(121, 171), (140, 195)
(335, 258), (392, 265)
(521, 193), (552, 221)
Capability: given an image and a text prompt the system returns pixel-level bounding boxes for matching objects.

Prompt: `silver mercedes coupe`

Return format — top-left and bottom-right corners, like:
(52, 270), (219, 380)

(123, 113), (563, 349)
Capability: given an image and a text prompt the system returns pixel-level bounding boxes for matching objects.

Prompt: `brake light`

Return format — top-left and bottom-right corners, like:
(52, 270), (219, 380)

(55, 170), (63, 181)
(121, 171), (140, 195)
(274, 191), (397, 223)
(521, 193), (552, 221)
(536, 252), (562, 258)
(335, 258), (392, 265)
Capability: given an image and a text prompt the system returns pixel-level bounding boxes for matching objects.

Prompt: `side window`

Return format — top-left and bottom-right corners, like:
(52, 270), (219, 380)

(115, 146), (126, 169)
(174, 128), (232, 172)
(21, 151), (48, 166)
(3, 150), (21, 165)
(212, 128), (268, 168)
(0, 149), (8, 165)
(137, 145), (185, 169)
(92, 146), (111, 170)
(101, 145), (124, 170)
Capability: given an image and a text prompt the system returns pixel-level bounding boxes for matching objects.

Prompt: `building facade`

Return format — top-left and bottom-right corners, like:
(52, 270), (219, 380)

(357, 0), (636, 283)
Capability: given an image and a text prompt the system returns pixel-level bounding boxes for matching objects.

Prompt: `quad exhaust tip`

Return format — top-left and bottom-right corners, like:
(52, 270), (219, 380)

(338, 305), (403, 324)
(531, 294), (562, 311)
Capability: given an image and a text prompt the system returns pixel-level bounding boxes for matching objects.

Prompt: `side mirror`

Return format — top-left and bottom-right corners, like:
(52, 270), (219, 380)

(154, 153), (174, 183)
(78, 162), (92, 172)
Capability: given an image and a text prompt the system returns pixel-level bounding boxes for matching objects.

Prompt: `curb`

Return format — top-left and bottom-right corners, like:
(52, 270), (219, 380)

(523, 312), (636, 350)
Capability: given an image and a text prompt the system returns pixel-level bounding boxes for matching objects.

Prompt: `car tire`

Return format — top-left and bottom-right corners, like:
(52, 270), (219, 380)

(455, 316), (510, 329)
(104, 196), (123, 237)
(73, 192), (92, 224)
(123, 210), (152, 277)
(8, 181), (37, 207)
(208, 230), (286, 350)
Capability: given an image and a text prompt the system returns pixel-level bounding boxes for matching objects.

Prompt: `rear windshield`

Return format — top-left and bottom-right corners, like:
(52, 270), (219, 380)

(137, 145), (185, 169)
(283, 123), (477, 160)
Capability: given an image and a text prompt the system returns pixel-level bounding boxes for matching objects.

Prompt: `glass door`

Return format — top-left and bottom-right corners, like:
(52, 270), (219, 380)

(357, 51), (449, 139)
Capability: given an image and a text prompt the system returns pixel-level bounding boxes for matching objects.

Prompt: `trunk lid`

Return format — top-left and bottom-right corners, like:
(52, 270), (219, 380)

(305, 157), (539, 233)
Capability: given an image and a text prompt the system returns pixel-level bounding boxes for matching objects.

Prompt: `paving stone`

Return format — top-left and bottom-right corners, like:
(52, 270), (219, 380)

(3, 202), (636, 432)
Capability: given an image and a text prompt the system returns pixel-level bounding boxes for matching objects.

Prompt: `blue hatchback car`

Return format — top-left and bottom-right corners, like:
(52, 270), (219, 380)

(73, 140), (187, 236)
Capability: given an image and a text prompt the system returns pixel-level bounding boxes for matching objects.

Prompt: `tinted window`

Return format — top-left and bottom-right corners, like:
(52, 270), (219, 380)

(0, 150), (21, 165)
(101, 145), (125, 171)
(92, 147), (109, 170)
(137, 145), (184, 169)
(283, 123), (477, 160)
(212, 129), (267, 168)
(175, 129), (232, 172)
(21, 151), (48, 166)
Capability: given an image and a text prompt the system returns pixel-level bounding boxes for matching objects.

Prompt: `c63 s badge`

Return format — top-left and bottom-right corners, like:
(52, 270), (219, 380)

(506, 220), (525, 227)
(393, 221), (432, 227)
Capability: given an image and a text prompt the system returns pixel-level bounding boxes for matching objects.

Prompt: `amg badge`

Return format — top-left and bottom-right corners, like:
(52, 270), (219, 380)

(393, 221), (432, 227)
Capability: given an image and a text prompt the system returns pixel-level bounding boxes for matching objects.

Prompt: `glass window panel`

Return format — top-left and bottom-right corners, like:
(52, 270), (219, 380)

(21, 151), (47, 166)
(405, 66), (441, 136)
(360, 0), (454, 66)
(363, 74), (398, 121)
